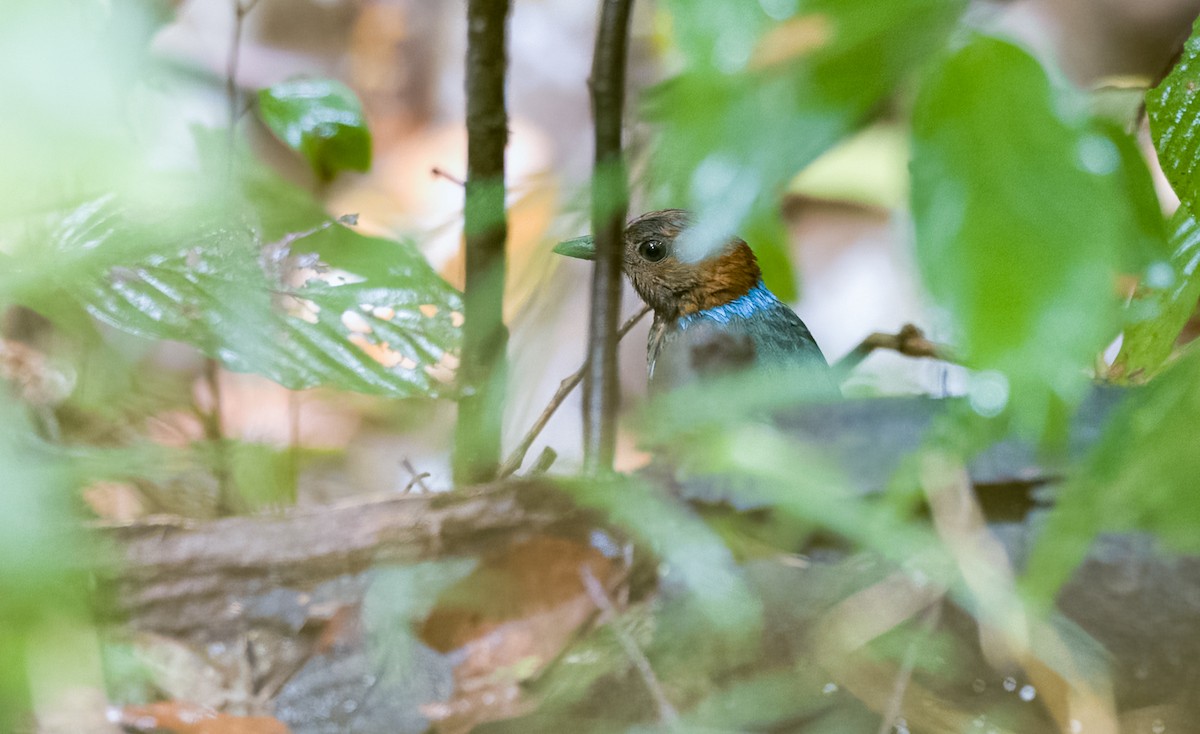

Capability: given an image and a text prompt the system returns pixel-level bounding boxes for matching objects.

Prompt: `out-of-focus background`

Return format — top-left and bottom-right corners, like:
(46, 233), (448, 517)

(124, 0), (1199, 492)
(6, 1), (1200, 731)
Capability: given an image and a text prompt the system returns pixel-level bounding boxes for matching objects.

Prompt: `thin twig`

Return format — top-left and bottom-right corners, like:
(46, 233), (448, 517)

(202, 358), (233, 514)
(875, 601), (943, 734)
(580, 565), (679, 727)
(401, 459), (432, 493)
(497, 304), (650, 479)
(833, 323), (955, 378)
(225, 0), (260, 147)
(288, 391), (301, 494)
(431, 167), (466, 187)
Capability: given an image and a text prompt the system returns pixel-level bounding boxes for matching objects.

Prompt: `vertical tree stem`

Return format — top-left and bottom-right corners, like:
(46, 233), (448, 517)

(583, 0), (635, 474)
(453, 0), (511, 484)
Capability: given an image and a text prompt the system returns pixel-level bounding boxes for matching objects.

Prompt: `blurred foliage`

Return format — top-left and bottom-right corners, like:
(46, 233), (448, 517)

(2, 0), (1200, 730)
(257, 78), (373, 182)
(910, 34), (1165, 435)
(648, 0), (965, 294)
(1112, 207), (1200, 379)
(1025, 347), (1200, 599)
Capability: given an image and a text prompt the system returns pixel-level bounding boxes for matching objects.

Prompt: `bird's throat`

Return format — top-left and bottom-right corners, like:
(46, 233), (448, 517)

(678, 241), (762, 316)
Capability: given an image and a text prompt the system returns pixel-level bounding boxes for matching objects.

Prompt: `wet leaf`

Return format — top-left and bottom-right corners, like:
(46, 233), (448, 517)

(911, 35), (1152, 433)
(54, 182), (461, 398)
(257, 78), (371, 182)
(1146, 15), (1200, 209)
(650, 0), (965, 260)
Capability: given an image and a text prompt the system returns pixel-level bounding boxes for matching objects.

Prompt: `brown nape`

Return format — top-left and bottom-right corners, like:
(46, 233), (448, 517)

(678, 240), (762, 315)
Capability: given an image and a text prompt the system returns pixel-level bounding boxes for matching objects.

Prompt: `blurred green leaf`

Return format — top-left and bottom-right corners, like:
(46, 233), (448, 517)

(257, 78), (372, 182)
(228, 442), (297, 512)
(560, 477), (762, 642)
(1024, 348), (1200, 598)
(911, 35), (1152, 433)
(740, 210), (796, 301)
(1094, 118), (1170, 266)
(651, 0), (965, 260)
(0, 402), (84, 729)
(43, 175), (461, 399)
(1146, 15), (1200, 210)
(1113, 208), (1200, 380)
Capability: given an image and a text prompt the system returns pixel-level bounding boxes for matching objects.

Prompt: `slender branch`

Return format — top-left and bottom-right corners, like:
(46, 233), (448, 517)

(833, 323), (955, 378)
(580, 565), (679, 726)
(225, 0), (260, 145)
(431, 167), (466, 187)
(453, 0), (512, 485)
(583, 0), (636, 474)
(201, 358), (233, 515)
(498, 304), (650, 479)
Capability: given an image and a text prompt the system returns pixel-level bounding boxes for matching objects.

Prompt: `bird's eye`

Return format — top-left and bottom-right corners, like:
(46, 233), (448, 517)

(638, 239), (667, 262)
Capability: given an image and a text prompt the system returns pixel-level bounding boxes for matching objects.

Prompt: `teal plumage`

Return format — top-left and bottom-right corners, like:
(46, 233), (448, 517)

(556, 209), (838, 396)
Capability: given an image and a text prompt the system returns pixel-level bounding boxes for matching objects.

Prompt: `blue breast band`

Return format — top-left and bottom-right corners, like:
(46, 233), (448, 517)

(679, 281), (778, 327)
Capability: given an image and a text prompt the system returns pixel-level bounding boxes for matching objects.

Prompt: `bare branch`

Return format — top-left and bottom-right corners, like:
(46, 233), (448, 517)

(431, 167), (466, 188)
(833, 323), (955, 378)
(499, 304), (650, 479)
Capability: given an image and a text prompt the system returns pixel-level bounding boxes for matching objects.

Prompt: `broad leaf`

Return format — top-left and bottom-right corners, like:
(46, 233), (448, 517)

(1024, 349), (1200, 598)
(257, 78), (372, 182)
(650, 0), (966, 261)
(50, 177), (460, 399)
(1146, 15), (1200, 210)
(1112, 208), (1200, 381)
(910, 36), (1154, 433)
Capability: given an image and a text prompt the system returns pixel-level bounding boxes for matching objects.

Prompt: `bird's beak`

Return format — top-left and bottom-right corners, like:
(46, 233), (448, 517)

(553, 235), (596, 261)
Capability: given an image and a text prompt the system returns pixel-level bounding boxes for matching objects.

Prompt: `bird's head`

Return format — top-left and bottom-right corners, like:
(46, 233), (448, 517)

(554, 209), (762, 320)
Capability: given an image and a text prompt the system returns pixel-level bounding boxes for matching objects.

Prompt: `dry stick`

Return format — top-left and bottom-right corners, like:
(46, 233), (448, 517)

(580, 565), (679, 727)
(225, 0), (260, 147)
(498, 304), (650, 479)
(401, 459), (432, 494)
(833, 323), (955, 378)
(431, 167), (466, 187)
(582, 0), (636, 474)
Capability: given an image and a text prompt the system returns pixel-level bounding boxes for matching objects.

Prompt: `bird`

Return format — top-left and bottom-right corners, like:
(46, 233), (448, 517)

(555, 209), (839, 396)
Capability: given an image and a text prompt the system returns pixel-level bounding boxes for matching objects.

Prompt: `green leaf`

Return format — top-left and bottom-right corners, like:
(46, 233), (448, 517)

(650, 0), (966, 260)
(0, 402), (84, 729)
(1024, 350), (1200, 598)
(228, 442), (297, 512)
(1146, 15), (1200, 210)
(257, 78), (372, 182)
(49, 180), (460, 399)
(910, 36), (1149, 433)
(560, 477), (762, 641)
(1112, 208), (1200, 380)
(739, 210), (796, 301)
